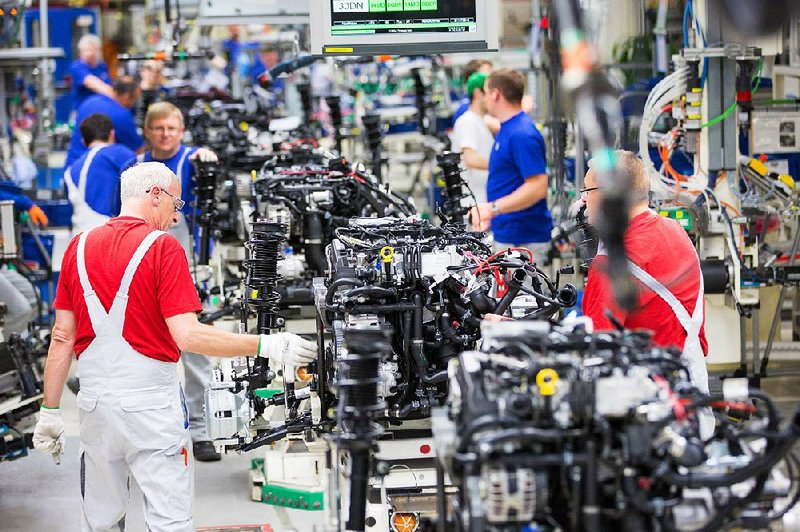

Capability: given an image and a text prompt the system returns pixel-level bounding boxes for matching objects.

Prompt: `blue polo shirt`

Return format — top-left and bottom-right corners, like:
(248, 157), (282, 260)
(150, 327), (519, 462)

(143, 145), (198, 217)
(69, 60), (112, 111)
(487, 111), (552, 245)
(67, 144), (137, 217)
(66, 95), (145, 168)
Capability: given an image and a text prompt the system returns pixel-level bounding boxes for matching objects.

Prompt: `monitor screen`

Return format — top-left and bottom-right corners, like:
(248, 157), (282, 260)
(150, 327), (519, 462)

(311, 0), (497, 56)
(330, 0), (476, 36)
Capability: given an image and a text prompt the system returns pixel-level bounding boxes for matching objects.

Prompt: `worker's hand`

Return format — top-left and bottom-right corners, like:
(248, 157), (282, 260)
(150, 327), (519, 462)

(32, 406), (65, 464)
(470, 202), (493, 232)
(258, 333), (317, 367)
(483, 313), (514, 322)
(483, 114), (501, 136)
(28, 205), (49, 228)
(522, 95), (534, 114)
(190, 148), (218, 163)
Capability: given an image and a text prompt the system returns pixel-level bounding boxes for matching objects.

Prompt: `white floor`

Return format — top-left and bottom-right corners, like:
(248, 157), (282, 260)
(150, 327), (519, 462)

(0, 384), (326, 532)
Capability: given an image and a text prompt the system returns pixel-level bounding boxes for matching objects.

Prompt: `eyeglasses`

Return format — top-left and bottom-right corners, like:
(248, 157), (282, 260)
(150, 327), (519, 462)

(146, 187), (185, 212)
(580, 186), (600, 195)
(147, 126), (182, 135)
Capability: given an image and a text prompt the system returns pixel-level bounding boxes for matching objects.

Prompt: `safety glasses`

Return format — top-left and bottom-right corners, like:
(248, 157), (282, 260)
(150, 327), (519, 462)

(146, 187), (185, 212)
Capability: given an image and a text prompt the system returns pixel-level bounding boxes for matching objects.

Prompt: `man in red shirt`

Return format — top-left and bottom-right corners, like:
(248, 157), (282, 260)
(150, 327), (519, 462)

(31, 162), (316, 531)
(581, 150), (712, 438)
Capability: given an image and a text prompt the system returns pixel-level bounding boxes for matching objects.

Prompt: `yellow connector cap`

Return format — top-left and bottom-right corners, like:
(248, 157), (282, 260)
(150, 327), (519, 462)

(536, 368), (559, 396)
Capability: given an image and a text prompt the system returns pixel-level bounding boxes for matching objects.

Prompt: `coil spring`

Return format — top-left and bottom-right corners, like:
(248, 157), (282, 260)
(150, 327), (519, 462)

(244, 220), (286, 332)
(361, 114), (383, 152)
(437, 151), (468, 218)
(194, 160), (220, 217)
(326, 96), (343, 130)
(337, 327), (391, 442)
(297, 82), (313, 124)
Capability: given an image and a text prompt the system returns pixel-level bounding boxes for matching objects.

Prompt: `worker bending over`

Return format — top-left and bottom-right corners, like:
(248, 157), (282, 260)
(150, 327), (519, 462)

(581, 150), (712, 439)
(65, 113), (137, 233)
(32, 162), (316, 531)
(69, 34), (113, 111)
(66, 76), (145, 168)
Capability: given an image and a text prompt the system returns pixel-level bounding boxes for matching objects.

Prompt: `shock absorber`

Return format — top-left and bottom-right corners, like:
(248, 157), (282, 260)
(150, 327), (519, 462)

(411, 67), (430, 136)
(361, 113), (383, 183)
(337, 327), (391, 532)
(326, 95), (343, 153)
(437, 151), (469, 223)
(193, 160), (221, 265)
(241, 220), (287, 396)
(243, 220), (286, 334)
(296, 82), (314, 131)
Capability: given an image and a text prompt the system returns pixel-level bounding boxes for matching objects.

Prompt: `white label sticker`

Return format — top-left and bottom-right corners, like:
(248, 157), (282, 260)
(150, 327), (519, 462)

(333, 0), (370, 12)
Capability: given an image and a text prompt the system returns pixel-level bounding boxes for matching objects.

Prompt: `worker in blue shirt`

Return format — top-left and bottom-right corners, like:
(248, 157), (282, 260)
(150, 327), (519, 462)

(251, 44), (283, 91)
(141, 102), (220, 463)
(141, 101), (217, 257)
(69, 34), (114, 111)
(470, 69), (553, 266)
(452, 59), (492, 124)
(0, 184), (48, 227)
(222, 25), (243, 77)
(65, 113), (137, 233)
(65, 76), (145, 169)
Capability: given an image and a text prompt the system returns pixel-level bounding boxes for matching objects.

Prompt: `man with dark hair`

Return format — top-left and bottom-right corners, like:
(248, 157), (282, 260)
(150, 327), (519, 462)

(470, 69), (552, 265)
(65, 113), (137, 233)
(65, 76), (145, 168)
(452, 58), (493, 123)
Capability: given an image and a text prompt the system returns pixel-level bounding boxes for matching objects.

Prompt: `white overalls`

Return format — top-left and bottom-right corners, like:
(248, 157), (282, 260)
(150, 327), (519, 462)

(139, 146), (213, 445)
(74, 229), (193, 532)
(626, 260), (715, 441)
(65, 144), (114, 234)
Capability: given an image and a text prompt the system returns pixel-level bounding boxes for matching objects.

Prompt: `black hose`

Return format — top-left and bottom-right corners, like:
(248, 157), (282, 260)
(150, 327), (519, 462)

(343, 286), (396, 302)
(304, 212), (328, 275)
(325, 278), (365, 306)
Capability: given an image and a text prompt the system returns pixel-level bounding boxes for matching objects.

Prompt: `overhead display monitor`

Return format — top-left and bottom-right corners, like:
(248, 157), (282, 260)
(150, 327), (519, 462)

(311, 0), (498, 56)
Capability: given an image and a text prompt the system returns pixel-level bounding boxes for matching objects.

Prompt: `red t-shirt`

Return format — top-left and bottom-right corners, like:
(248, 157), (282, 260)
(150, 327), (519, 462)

(54, 217), (202, 362)
(582, 210), (708, 355)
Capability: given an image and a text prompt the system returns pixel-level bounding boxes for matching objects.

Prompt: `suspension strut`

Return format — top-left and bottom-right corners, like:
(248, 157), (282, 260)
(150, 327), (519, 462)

(241, 220), (286, 400)
(193, 159), (222, 265)
(437, 151), (469, 223)
(362, 114), (384, 183)
(337, 327), (392, 532)
(326, 95), (343, 154)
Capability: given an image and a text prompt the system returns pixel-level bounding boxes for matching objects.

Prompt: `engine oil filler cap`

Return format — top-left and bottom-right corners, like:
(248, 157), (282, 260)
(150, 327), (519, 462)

(536, 368), (559, 396)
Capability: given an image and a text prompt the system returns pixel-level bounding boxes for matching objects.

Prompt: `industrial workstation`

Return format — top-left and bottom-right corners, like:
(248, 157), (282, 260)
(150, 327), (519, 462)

(5, 0), (800, 531)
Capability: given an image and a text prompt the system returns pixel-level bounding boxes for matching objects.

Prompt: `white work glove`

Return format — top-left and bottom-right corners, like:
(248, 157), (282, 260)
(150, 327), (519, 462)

(258, 333), (317, 367)
(190, 147), (218, 163)
(33, 406), (65, 464)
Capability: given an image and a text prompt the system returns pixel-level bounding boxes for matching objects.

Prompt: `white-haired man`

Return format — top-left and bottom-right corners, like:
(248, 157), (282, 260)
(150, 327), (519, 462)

(581, 150), (712, 438)
(32, 162), (316, 531)
(70, 34), (114, 111)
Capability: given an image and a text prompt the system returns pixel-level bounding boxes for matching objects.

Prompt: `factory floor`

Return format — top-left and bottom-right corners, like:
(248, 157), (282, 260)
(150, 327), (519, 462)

(0, 371), (327, 532)
(4, 370), (800, 531)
